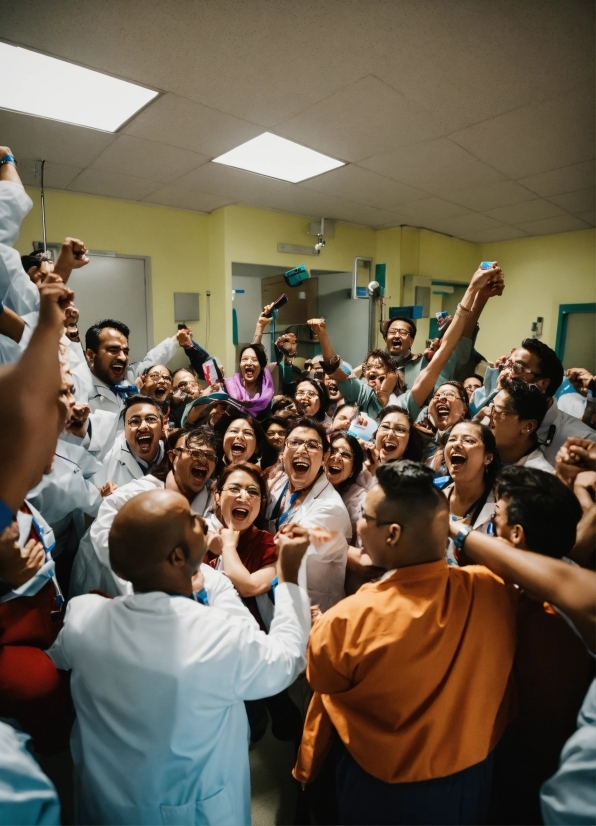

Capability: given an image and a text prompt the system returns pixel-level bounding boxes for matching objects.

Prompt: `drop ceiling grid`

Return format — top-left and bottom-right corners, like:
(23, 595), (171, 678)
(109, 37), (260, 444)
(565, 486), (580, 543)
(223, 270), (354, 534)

(0, 0), (592, 239)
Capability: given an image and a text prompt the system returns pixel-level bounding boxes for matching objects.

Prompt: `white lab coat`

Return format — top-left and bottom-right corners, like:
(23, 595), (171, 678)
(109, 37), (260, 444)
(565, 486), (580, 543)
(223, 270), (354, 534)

(514, 447), (555, 473)
(47, 582), (310, 826)
(537, 398), (596, 467)
(27, 441), (103, 559)
(92, 431), (156, 489)
(0, 720), (60, 825)
(541, 679), (596, 825)
(0, 181), (40, 316)
(267, 472), (350, 611)
(69, 475), (213, 598)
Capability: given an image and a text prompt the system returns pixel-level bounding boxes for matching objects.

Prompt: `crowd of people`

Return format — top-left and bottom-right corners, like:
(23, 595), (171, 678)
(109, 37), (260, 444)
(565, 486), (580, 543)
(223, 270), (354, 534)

(0, 144), (595, 826)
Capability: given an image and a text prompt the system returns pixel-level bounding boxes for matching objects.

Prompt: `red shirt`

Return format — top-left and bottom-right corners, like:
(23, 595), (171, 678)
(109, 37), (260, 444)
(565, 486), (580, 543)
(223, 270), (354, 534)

(207, 525), (277, 629)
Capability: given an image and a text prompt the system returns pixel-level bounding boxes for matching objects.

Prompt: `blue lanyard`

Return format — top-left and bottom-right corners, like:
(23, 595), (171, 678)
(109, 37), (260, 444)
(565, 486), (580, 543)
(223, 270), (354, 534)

(277, 482), (301, 528)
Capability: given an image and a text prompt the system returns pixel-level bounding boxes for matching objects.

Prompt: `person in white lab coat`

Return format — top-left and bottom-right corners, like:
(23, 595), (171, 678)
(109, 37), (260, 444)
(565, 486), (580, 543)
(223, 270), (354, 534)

(487, 377), (555, 472)
(0, 720), (61, 826)
(267, 418), (351, 611)
(93, 395), (166, 490)
(70, 425), (220, 597)
(470, 340), (595, 465)
(71, 319), (195, 459)
(47, 489), (311, 826)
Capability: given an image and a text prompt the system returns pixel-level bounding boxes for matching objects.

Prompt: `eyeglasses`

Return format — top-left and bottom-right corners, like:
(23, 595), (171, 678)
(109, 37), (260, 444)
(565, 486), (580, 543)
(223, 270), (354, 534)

(329, 446), (354, 461)
(127, 415), (161, 427)
(387, 327), (412, 338)
(487, 402), (517, 418)
(360, 509), (398, 527)
(378, 422), (410, 436)
(502, 359), (542, 378)
(221, 483), (261, 499)
(174, 446), (217, 463)
(175, 380), (199, 390)
(285, 437), (323, 452)
(295, 390), (319, 399)
(147, 372), (172, 383)
(432, 391), (461, 403)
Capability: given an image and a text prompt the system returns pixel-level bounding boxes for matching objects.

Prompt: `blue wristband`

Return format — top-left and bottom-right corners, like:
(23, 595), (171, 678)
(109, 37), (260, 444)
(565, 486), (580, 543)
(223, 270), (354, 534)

(0, 299), (4, 315)
(0, 498), (14, 533)
(0, 154), (16, 168)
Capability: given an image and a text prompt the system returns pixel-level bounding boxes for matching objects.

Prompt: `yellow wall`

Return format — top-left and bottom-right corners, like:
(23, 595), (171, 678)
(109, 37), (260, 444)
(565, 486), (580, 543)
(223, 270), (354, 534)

(16, 187), (595, 372)
(18, 188), (210, 358)
(477, 229), (596, 360)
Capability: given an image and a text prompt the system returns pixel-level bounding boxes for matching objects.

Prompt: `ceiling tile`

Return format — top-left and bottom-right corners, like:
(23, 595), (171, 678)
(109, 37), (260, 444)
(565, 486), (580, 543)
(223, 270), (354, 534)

(0, 109), (114, 167)
(468, 226), (530, 243)
(360, 138), (506, 194)
(89, 135), (209, 184)
(397, 197), (471, 224)
(447, 181), (538, 212)
(450, 83), (595, 179)
(548, 188), (595, 214)
(517, 161), (595, 197)
(175, 163), (290, 202)
(430, 213), (506, 240)
(373, 1), (594, 132)
(124, 93), (262, 155)
(299, 165), (429, 209)
(516, 215), (591, 236)
(18, 158), (82, 190)
(576, 211), (596, 227)
(67, 169), (159, 200)
(484, 200), (567, 224)
(276, 75), (447, 163)
(142, 185), (232, 212)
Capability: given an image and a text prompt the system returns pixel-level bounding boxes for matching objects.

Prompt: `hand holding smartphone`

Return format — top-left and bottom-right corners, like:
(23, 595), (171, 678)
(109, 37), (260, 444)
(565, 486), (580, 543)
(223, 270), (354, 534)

(263, 294), (288, 317)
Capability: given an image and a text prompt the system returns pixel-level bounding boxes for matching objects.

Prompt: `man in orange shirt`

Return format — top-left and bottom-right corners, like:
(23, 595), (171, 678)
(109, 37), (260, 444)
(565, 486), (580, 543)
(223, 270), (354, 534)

(294, 461), (518, 825)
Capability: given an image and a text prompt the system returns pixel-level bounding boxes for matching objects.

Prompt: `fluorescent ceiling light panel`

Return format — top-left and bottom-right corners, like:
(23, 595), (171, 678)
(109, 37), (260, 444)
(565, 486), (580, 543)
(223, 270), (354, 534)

(213, 132), (344, 182)
(0, 42), (158, 131)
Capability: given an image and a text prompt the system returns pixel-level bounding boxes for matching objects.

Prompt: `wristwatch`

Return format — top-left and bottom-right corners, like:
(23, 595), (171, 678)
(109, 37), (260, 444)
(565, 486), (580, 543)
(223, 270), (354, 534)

(453, 524), (473, 551)
(0, 154), (16, 168)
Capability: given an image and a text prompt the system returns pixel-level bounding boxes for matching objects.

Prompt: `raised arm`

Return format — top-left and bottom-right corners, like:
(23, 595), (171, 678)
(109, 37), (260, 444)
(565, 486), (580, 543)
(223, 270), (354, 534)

(220, 528), (277, 597)
(0, 281), (73, 516)
(409, 263), (503, 407)
(252, 304), (274, 345)
(0, 301), (25, 343)
(455, 526), (596, 652)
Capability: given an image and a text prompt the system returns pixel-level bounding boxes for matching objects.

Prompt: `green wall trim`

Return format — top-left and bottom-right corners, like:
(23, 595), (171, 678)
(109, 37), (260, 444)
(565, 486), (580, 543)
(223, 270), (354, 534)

(554, 303), (596, 360)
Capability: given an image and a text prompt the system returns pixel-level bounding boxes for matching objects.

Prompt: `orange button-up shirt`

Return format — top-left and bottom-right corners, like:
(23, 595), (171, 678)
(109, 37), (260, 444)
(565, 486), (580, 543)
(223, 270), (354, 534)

(294, 559), (518, 784)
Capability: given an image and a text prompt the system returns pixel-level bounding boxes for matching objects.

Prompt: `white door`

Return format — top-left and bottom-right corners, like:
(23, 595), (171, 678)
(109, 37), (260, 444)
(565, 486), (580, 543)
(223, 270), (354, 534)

(67, 255), (149, 363)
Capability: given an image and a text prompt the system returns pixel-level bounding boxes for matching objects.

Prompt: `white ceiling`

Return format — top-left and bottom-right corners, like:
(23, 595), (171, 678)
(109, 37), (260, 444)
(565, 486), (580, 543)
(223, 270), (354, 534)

(2, 0), (594, 242)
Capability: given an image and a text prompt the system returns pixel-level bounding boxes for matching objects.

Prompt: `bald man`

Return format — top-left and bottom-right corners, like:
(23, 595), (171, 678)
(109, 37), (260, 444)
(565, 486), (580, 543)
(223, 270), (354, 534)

(46, 490), (310, 826)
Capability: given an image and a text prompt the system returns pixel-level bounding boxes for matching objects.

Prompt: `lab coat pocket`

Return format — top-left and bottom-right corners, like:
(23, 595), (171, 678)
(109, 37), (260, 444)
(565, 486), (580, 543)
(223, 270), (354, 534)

(160, 800), (195, 825)
(160, 786), (234, 826)
(195, 785), (234, 825)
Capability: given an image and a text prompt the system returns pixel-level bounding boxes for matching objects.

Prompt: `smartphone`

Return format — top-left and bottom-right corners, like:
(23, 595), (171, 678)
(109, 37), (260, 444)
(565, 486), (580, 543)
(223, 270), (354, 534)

(436, 311), (448, 321)
(263, 293), (288, 317)
(480, 261), (495, 270)
(202, 358), (220, 386)
(177, 323), (188, 330)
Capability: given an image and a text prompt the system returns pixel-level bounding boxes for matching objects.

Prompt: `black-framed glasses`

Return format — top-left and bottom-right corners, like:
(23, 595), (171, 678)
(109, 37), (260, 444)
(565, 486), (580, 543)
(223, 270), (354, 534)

(502, 359), (542, 378)
(146, 372), (172, 383)
(285, 437), (323, 452)
(174, 446), (217, 463)
(221, 484), (261, 499)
